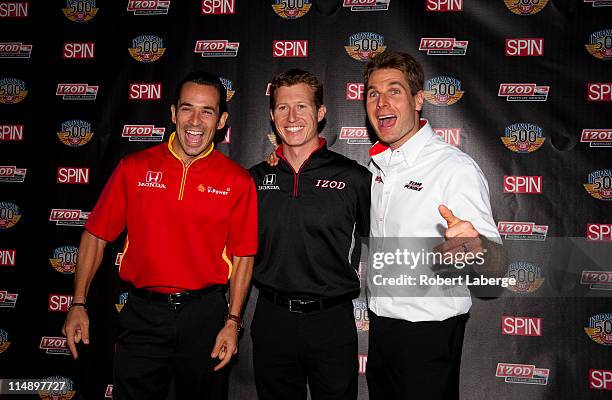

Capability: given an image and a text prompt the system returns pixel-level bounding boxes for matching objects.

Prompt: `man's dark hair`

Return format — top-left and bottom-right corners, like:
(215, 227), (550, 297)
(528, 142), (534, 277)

(364, 51), (424, 95)
(269, 69), (324, 110)
(173, 70), (228, 115)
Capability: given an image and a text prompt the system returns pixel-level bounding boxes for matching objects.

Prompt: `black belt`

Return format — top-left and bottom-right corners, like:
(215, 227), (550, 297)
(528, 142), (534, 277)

(259, 290), (354, 313)
(130, 284), (224, 306)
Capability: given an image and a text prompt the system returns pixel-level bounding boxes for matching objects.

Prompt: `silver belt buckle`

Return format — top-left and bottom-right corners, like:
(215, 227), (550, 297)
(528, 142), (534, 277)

(288, 299), (305, 313)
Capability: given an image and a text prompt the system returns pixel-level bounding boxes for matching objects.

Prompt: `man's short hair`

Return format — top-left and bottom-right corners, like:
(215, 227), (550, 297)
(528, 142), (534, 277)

(173, 70), (227, 115)
(364, 51), (424, 95)
(269, 69), (324, 110)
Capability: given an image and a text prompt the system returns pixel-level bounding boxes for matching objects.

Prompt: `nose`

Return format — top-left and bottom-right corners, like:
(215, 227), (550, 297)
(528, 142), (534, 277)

(376, 93), (388, 109)
(189, 109), (202, 126)
(287, 106), (297, 122)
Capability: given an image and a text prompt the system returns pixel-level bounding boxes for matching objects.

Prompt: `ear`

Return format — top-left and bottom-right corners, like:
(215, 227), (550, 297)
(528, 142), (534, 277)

(217, 111), (229, 130)
(414, 90), (424, 112)
(269, 109), (275, 123)
(171, 104), (177, 124)
(317, 104), (327, 122)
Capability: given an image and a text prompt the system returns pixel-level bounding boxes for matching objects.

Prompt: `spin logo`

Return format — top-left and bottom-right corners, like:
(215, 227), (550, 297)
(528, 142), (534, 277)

(501, 316), (542, 336)
(504, 0), (549, 15)
(353, 299), (369, 331)
(585, 30), (612, 60)
(129, 83), (161, 100)
(39, 337), (70, 355)
(501, 123), (545, 153)
(424, 76), (464, 106)
(0, 202), (21, 230)
(581, 271), (612, 290)
(194, 39), (239, 57)
(587, 83), (612, 101)
(63, 42), (95, 59)
(434, 128), (461, 146)
(345, 32), (386, 61)
(49, 209), (89, 226)
(498, 83), (549, 101)
(505, 38), (544, 56)
(0, 2), (29, 17)
(340, 127), (370, 145)
(0, 290), (18, 308)
(343, 0), (391, 12)
(497, 221), (548, 241)
(56, 83), (98, 100)
(202, 0), (235, 14)
(273, 40), (308, 57)
(425, 0), (463, 11)
(584, 169), (612, 201)
(346, 83), (364, 100)
(49, 246), (78, 274)
(504, 175), (542, 194)
(506, 262), (545, 293)
(62, 0), (98, 22)
(127, 0), (170, 15)
(0, 329), (10, 354)
(38, 376), (76, 400)
(48, 294), (73, 312)
(57, 167), (89, 184)
(129, 35), (165, 63)
(581, 129), (612, 147)
(0, 166), (27, 183)
(0, 249), (16, 266)
(584, 313), (612, 345)
(590, 369), (612, 391)
(0, 78), (28, 104)
(0, 42), (32, 58)
(419, 38), (468, 55)
(272, 0), (312, 19)
(122, 124), (165, 142)
(0, 124), (24, 141)
(586, 223), (612, 241)
(220, 77), (235, 101)
(496, 363), (550, 385)
(58, 120), (94, 147)
(115, 292), (128, 312)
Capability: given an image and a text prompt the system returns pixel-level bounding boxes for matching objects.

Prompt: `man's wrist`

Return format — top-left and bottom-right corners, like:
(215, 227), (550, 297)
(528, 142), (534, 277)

(224, 313), (243, 332)
(69, 302), (87, 310)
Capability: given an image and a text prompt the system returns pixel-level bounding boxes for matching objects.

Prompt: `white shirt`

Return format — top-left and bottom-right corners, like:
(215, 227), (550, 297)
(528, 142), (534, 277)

(368, 120), (501, 322)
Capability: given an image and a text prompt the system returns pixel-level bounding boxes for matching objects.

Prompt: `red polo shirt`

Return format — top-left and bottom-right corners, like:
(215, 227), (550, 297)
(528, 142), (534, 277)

(85, 133), (258, 291)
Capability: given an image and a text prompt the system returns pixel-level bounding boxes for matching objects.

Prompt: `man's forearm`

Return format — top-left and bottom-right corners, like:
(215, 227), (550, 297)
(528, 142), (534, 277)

(228, 255), (254, 317)
(72, 230), (107, 303)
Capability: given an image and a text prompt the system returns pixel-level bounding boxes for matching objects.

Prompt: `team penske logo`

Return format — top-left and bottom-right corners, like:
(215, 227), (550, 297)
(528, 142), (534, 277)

(115, 291), (128, 312)
(38, 376), (76, 400)
(584, 313), (612, 345)
(0, 78), (27, 104)
(340, 127), (370, 145)
(495, 363), (550, 385)
(0, 329), (10, 354)
(0, 202), (21, 230)
(220, 77), (235, 101)
(122, 124), (165, 142)
(424, 76), (464, 106)
(49, 209), (90, 226)
(353, 299), (369, 331)
(581, 270), (612, 290)
(419, 38), (468, 55)
(343, 0), (390, 11)
(345, 32), (386, 61)
(0, 165), (26, 183)
(498, 83), (549, 101)
(272, 0), (312, 19)
(584, 169), (612, 200)
(504, 0), (549, 15)
(39, 336), (70, 355)
(258, 174), (280, 191)
(127, 0), (170, 15)
(194, 40), (239, 57)
(584, 0), (612, 7)
(129, 35), (165, 63)
(58, 120), (94, 147)
(585, 29), (612, 60)
(501, 123), (545, 153)
(62, 0), (98, 22)
(497, 221), (548, 241)
(56, 83), (99, 100)
(0, 290), (18, 308)
(138, 171), (166, 188)
(581, 129), (612, 147)
(506, 262), (545, 293)
(0, 42), (32, 58)
(49, 246), (78, 274)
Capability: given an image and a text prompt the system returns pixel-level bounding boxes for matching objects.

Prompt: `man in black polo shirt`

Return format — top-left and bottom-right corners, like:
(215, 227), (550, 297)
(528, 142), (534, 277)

(249, 69), (371, 400)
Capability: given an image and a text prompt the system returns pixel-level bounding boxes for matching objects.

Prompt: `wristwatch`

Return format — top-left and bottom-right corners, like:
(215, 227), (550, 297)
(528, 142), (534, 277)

(224, 313), (243, 332)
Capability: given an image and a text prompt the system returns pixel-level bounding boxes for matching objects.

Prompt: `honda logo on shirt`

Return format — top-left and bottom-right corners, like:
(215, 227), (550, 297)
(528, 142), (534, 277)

(263, 174), (276, 185)
(147, 171), (162, 183)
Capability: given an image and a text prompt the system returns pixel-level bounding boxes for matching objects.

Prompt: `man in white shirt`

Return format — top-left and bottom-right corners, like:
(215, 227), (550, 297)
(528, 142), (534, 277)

(363, 50), (503, 399)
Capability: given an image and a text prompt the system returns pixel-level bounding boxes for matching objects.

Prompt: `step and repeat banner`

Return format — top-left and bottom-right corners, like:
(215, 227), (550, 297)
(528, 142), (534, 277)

(1, 0), (611, 399)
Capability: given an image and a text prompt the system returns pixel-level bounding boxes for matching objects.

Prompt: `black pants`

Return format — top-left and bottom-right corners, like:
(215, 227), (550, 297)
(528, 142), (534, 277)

(251, 296), (358, 400)
(366, 311), (468, 400)
(113, 288), (228, 400)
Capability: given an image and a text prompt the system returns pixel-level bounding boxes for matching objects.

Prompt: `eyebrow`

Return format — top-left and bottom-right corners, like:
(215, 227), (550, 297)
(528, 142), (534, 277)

(367, 80), (408, 90)
(178, 102), (217, 112)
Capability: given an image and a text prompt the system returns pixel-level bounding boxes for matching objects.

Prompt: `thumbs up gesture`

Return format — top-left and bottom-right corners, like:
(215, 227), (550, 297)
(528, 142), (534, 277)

(435, 205), (484, 258)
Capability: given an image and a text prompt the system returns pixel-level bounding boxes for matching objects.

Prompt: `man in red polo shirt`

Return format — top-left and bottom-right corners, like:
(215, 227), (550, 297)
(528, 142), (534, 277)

(62, 71), (258, 399)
